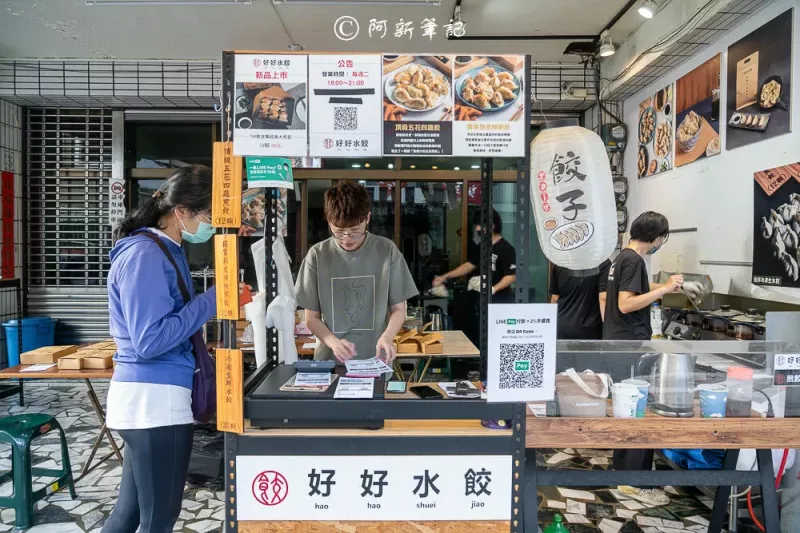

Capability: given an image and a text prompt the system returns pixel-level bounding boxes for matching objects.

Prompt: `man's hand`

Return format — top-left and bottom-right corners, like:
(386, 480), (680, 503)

(662, 275), (685, 295)
(432, 275), (447, 287)
(328, 337), (357, 362)
(376, 334), (397, 363)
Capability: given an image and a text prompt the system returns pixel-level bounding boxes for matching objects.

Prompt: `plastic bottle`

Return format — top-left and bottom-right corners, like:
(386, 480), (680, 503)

(543, 513), (570, 533)
(726, 366), (754, 417)
(651, 302), (664, 338)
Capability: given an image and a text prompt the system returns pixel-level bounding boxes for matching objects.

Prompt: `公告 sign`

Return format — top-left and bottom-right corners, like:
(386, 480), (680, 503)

(236, 455), (512, 521)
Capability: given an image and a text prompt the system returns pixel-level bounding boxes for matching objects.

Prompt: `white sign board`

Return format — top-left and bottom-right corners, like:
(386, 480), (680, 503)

(108, 177), (125, 228)
(309, 55), (382, 157)
(236, 455), (512, 521)
(487, 303), (557, 403)
(234, 54), (308, 157)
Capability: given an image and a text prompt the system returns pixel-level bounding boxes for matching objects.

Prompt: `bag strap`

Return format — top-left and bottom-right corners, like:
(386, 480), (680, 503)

(563, 368), (611, 398)
(138, 232), (192, 304)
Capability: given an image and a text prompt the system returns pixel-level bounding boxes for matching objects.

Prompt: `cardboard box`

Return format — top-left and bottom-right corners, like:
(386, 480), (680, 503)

(79, 341), (117, 352)
(21, 345), (78, 365)
(81, 350), (115, 369)
(58, 353), (85, 370)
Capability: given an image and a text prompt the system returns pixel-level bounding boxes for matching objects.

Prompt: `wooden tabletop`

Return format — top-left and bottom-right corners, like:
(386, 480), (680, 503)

(526, 400), (800, 449)
(244, 419), (509, 438)
(0, 365), (114, 380)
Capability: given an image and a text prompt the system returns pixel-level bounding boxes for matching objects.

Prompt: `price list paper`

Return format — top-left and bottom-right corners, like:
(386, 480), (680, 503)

(309, 55), (382, 157)
(216, 348), (243, 433)
(214, 234), (239, 320)
(211, 142), (243, 228)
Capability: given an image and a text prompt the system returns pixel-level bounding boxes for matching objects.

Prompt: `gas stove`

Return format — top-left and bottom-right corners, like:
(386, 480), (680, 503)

(662, 304), (766, 341)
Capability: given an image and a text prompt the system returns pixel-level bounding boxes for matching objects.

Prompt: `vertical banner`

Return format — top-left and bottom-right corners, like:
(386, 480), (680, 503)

(452, 55), (526, 157)
(214, 234), (240, 320)
(382, 55), (454, 156)
(108, 173), (126, 229)
(216, 348), (244, 434)
(212, 142), (243, 228)
(234, 54), (309, 157)
(308, 54), (383, 157)
(1, 172), (14, 279)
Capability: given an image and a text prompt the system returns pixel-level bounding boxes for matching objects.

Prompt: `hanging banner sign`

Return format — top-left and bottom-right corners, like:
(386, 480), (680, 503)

(214, 234), (240, 320)
(452, 55), (526, 157)
(382, 55), (454, 156)
(1, 172), (14, 279)
(486, 303), (557, 403)
(246, 157), (294, 188)
(309, 55), (382, 157)
(216, 349), (243, 433)
(236, 455), (512, 521)
(108, 173), (126, 230)
(212, 142), (243, 228)
(234, 54), (309, 157)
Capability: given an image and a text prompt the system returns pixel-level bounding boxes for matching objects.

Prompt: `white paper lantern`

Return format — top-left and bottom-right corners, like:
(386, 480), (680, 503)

(530, 122), (617, 272)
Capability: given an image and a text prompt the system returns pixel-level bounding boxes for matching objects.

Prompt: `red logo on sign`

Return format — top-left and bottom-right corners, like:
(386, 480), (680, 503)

(776, 374), (787, 385)
(538, 181), (547, 192)
(253, 58), (262, 67)
(542, 202), (551, 213)
(252, 471), (289, 506)
(323, 138), (334, 149)
(111, 182), (124, 195)
(537, 170), (547, 182)
(540, 192), (549, 203)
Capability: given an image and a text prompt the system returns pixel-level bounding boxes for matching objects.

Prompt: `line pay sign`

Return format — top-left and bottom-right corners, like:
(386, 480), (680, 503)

(246, 157), (294, 188)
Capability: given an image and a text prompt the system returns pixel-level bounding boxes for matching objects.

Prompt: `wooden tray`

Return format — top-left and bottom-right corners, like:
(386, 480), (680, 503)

(452, 57), (488, 79)
(382, 55), (415, 75)
(493, 55), (524, 73)
(675, 116), (718, 167)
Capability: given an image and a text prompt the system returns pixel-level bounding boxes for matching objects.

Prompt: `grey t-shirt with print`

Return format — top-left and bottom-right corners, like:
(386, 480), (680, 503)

(295, 233), (418, 361)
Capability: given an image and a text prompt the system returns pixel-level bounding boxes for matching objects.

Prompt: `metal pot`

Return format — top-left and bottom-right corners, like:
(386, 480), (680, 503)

(637, 353), (697, 417)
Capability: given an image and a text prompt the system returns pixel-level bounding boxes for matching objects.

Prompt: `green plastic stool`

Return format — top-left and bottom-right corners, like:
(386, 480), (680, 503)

(0, 414), (77, 529)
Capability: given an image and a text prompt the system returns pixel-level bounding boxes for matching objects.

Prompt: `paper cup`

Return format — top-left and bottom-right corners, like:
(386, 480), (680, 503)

(622, 378), (650, 418)
(612, 383), (643, 419)
(699, 384), (728, 418)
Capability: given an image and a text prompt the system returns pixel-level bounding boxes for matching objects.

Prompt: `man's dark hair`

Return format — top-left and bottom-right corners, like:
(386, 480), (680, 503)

(324, 181), (372, 227)
(630, 211), (669, 243)
(471, 209), (503, 234)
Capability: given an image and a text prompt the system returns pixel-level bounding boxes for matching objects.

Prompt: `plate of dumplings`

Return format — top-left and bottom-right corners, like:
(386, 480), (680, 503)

(384, 62), (452, 112)
(456, 65), (521, 112)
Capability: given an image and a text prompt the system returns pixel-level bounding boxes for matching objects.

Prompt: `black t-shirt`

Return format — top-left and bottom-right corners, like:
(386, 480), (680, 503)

(549, 260), (611, 340)
(467, 238), (517, 303)
(603, 248), (652, 340)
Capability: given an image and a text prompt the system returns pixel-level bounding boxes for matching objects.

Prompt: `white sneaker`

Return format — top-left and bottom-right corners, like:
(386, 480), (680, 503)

(618, 485), (670, 506)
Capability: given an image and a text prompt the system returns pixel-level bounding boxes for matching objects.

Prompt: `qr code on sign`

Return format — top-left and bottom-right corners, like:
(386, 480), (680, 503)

(499, 343), (545, 390)
(334, 107), (358, 131)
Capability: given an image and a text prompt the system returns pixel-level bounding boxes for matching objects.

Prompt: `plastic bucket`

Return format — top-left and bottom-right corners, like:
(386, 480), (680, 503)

(1, 317), (56, 367)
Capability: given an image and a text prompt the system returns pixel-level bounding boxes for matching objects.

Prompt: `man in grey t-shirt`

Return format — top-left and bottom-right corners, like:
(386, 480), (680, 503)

(295, 182), (418, 361)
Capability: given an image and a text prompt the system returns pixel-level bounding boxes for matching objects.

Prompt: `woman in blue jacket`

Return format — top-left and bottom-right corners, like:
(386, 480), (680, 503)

(102, 165), (216, 533)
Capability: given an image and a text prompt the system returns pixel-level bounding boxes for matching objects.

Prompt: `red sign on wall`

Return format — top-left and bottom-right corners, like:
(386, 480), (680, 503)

(1, 172), (14, 279)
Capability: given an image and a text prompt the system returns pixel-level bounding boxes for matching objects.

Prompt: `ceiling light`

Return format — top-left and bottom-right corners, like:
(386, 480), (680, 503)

(598, 30), (616, 58)
(352, 164), (361, 168)
(273, 0), (440, 5)
(638, 0), (656, 19)
(288, 44), (305, 51)
(410, 165), (416, 169)
(431, 166), (438, 170)
(364, 163), (371, 168)
(454, 167), (460, 171)
(471, 165), (480, 169)
(388, 163), (394, 169)
(87, 0), (250, 5)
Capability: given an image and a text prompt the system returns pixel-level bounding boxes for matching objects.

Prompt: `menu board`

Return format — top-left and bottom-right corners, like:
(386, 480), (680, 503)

(452, 55), (526, 157)
(234, 54), (308, 157)
(382, 55), (454, 156)
(636, 83), (675, 178)
(309, 55), (382, 157)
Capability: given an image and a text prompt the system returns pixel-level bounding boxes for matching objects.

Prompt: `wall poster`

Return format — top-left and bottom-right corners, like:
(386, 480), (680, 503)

(637, 83), (674, 178)
(309, 55), (383, 157)
(382, 55), (454, 156)
(675, 55), (721, 167)
(234, 54), (308, 157)
(452, 55), (526, 157)
(726, 9), (793, 151)
(752, 162), (800, 288)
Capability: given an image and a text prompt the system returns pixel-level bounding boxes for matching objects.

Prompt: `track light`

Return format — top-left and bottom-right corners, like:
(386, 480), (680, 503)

(638, 0), (656, 19)
(598, 30), (616, 58)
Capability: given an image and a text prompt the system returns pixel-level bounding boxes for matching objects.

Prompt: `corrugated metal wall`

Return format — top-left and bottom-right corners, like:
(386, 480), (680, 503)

(26, 108), (112, 343)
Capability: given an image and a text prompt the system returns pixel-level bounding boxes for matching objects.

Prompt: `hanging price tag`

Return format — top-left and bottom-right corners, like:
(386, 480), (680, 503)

(212, 142), (243, 228)
(214, 234), (239, 320)
(216, 348), (243, 434)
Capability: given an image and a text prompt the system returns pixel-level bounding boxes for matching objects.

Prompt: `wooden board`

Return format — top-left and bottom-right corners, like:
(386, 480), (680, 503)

(211, 141), (243, 228)
(675, 116), (718, 167)
(493, 55), (524, 73)
(394, 331), (479, 358)
(754, 163), (800, 196)
(424, 55), (455, 77)
(215, 234), (240, 320)
(217, 349), (244, 434)
(0, 365), (113, 380)
(244, 419), (510, 438)
(240, 521), (510, 532)
(382, 55), (414, 76)
(453, 57), (488, 79)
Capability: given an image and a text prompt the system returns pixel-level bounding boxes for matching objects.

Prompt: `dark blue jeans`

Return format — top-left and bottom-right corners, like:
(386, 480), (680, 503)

(102, 424), (193, 533)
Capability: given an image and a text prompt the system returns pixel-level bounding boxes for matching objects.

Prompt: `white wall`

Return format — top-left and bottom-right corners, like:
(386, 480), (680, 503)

(623, 0), (800, 304)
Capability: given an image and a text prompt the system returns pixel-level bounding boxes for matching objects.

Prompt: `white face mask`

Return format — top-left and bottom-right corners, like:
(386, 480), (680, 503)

(472, 227), (481, 246)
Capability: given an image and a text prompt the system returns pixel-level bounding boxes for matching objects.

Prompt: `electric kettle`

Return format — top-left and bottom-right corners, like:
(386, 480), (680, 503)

(637, 352), (697, 417)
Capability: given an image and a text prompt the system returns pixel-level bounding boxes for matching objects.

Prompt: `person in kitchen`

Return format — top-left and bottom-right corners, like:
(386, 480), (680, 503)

(103, 165), (218, 532)
(433, 209), (517, 304)
(604, 210), (684, 507)
(549, 258), (612, 339)
(295, 181), (418, 362)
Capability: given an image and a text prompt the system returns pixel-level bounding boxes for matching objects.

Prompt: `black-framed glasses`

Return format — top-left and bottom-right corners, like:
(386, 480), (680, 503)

(329, 225), (367, 240)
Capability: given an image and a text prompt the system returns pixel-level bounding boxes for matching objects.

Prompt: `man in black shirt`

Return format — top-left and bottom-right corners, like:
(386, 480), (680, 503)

(549, 260), (611, 339)
(604, 211), (683, 506)
(433, 210), (517, 303)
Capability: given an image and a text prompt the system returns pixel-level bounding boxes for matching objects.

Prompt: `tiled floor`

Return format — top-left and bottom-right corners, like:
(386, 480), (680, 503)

(0, 382), (766, 532)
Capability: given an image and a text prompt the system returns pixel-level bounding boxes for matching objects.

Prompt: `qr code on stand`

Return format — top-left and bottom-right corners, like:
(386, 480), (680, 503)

(334, 107), (358, 131)
(499, 343), (545, 389)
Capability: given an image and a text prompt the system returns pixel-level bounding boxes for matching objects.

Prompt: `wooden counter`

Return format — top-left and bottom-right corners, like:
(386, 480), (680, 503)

(0, 365), (113, 380)
(244, 419), (510, 438)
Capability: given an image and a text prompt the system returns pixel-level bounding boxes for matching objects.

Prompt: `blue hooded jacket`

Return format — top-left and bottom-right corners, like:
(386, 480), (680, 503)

(108, 231), (216, 390)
